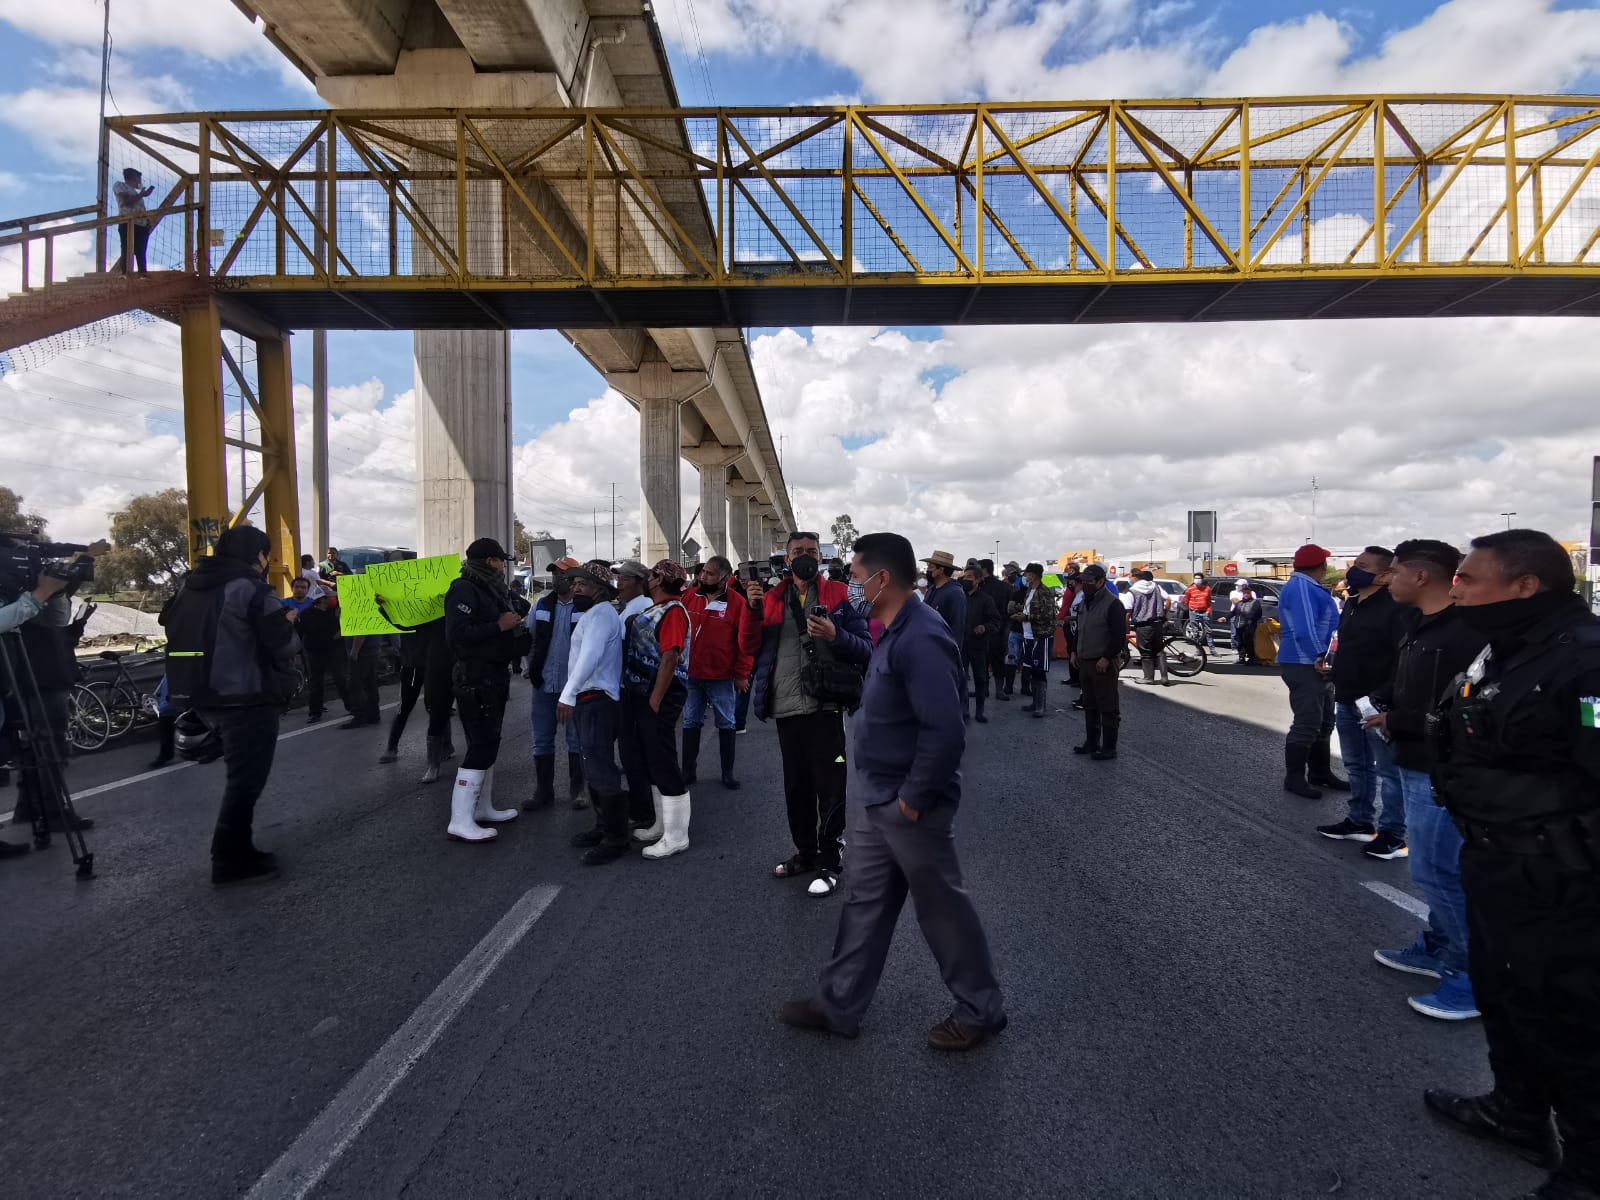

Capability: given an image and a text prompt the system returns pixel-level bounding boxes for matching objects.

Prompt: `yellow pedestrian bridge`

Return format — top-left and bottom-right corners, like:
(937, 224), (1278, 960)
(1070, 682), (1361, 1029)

(12, 94), (1593, 335)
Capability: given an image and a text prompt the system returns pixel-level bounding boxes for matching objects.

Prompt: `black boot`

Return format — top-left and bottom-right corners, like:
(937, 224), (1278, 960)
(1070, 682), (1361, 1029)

(581, 792), (631, 865)
(1031, 675), (1048, 718)
(1020, 670), (1032, 696)
(1308, 739), (1350, 790)
(1424, 1088), (1561, 1170)
(523, 754), (556, 811)
(1283, 743), (1323, 798)
(148, 712), (177, 769)
(1073, 711), (1102, 755)
(421, 736), (445, 783)
(997, 669), (1012, 700)
(568, 752), (588, 809)
(1092, 716), (1119, 760)
(718, 728), (741, 789)
(682, 727), (702, 786)
(974, 694), (987, 724)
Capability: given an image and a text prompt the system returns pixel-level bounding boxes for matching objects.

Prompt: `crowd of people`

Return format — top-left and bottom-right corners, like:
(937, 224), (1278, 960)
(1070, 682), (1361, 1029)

(2, 518), (1597, 1192)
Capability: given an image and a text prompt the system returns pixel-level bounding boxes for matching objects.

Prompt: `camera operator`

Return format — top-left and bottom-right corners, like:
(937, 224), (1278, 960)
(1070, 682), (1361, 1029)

(0, 571), (75, 859)
(160, 526), (302, 886)
(3, 558), (96, 842)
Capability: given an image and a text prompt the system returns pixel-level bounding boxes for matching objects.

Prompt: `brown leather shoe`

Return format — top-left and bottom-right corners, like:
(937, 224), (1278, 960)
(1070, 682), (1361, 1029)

(778, 998), (856, 1038)
(928, 1013), (1008, 1052)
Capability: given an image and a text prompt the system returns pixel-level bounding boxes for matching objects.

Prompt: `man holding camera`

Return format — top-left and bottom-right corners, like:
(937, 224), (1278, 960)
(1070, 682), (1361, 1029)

(739, 531), (872, 896)
(0, 569), (77, 859)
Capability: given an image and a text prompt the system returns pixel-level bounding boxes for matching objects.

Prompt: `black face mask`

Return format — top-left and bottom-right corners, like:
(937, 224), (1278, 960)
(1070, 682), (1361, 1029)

(790, 555), (819, 583)
(1455, 590), (1572, 641)
(1346, 567), (1378, 591)
(702, 579), (725, 597)
(961, 579), (975, 593)
(571, 594), (596, 613)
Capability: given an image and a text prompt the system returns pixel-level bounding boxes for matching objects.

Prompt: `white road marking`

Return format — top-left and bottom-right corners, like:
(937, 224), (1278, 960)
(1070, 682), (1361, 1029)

(0, 702), (404, 823)
(245, 885), (560, 1200)
(1361, 880), (1430, 921)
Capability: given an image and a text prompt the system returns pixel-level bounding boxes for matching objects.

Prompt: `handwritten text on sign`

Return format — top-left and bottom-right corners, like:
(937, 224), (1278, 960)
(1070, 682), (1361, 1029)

(363, 554), (459, 627)
(337, 572), (405, 637)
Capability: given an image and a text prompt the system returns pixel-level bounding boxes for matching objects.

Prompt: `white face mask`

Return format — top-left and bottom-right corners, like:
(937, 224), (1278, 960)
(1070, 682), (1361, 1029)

(916, 577), (927, 589)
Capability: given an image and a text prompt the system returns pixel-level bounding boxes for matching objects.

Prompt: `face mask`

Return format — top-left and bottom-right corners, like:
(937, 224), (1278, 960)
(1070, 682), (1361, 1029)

(916, 577), (928, 589)
(1346, 567), (1378, 590)
(790, 555), (819, 583)
(847, 579), (869, 614)
(961, 579), (975, 593)
(1455, 590), (1568, 639)
(571, 594), (595, 612)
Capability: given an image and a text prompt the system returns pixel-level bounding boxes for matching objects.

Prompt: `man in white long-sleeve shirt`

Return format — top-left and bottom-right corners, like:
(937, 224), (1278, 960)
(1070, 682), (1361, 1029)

(558, 560), (631, 866)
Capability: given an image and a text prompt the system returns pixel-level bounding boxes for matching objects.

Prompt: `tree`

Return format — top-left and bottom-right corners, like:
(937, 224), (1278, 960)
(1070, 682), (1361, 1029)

(97, 489), (189, 593)
(0, 485), (47, 536)
(630, 536), (641, 561)
(830, 513), (859, 555)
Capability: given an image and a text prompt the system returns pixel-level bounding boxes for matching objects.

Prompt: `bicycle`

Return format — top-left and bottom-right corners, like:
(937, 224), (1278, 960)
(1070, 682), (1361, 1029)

(84, 650), (161, 740)
(66, 683), (111, 752)
(1119, 630), (1207, 678)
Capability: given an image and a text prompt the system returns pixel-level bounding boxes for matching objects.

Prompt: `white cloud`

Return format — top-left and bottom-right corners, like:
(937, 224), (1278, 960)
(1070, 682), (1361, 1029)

(0, 74), (193, 165)
(0, 0), (273, 62)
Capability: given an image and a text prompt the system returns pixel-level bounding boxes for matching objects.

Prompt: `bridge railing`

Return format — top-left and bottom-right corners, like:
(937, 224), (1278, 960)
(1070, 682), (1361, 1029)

(0, 200), (205, 298)
(100, 97), (1600, 292)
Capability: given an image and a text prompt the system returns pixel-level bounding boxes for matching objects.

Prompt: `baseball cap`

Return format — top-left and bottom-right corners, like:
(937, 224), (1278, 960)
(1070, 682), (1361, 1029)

(614, 560), (651, 581)
(1293, 544), (1331, 569)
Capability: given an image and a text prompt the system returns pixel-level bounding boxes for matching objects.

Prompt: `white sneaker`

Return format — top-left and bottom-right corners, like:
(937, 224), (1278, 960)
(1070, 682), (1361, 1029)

(447, 769), (497, 842)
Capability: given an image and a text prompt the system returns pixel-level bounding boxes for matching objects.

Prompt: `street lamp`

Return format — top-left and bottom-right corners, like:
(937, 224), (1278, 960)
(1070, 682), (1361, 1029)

(1501, 511), (1517, 530)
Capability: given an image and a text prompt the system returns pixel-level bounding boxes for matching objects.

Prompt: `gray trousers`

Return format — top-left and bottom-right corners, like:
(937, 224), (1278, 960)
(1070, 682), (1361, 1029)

(815, 798), (1005, 1035)
(1281, 663), (1335, 749)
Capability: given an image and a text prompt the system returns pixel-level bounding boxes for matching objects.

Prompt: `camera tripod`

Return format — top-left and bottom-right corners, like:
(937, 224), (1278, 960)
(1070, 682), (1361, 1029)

(0, 630), (94, 879)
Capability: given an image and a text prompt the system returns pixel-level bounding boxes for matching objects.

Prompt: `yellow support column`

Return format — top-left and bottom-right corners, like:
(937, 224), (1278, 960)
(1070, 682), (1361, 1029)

(254, 330), (301, 595)
(180, 298), (228, 565)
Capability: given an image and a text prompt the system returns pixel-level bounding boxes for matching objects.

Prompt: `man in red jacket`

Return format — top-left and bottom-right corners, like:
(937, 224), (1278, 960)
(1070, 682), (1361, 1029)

(1183, 572), (1215, 651)
(682, 555), (754, 789)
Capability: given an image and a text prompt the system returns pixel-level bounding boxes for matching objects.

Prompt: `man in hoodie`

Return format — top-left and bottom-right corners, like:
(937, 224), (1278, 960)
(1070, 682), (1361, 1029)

(160, 525), (302, 885)
(1277, 544), (1344, 799)
(523, 557), (585, 810)
(681, 556), (752, 790)
(442, 538), (529, 844)
(1365, 539), (1485, 1022)
(740, 530), (873, 896)
(1071, 564), (1127, 758)
(1127, 570), (1170, 686)
(1420, 529), (1600, 1198)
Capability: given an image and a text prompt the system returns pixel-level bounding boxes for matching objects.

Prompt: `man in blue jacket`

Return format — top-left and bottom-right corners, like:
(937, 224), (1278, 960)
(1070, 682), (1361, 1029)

(780, 532), (1006, 1050)
(1277, 543), (1345, 798)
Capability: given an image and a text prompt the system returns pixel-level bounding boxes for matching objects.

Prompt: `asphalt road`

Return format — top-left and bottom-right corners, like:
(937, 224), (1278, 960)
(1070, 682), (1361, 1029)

(0, 665), (1543, 1199)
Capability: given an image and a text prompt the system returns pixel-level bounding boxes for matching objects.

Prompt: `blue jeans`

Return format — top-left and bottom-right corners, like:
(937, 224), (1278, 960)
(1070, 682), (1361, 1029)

(1399, 766), (1471, 976)
(530, 687), (579, 756)
(683, 677), (736, 730)
(1335, 702), (1404, 834)
(1006, 631), (1022, 666)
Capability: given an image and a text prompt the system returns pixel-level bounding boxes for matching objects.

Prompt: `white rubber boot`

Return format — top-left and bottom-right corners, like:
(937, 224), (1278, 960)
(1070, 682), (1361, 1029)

(447, 769), (496, 842)
(642, 791), (691, 859)
(474, 766), (518, 824)
(632, 786), (664, 843)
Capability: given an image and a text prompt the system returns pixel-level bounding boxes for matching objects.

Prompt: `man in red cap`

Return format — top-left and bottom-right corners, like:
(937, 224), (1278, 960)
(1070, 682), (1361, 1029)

(618, 559), (696, 859)
(1277, 543), (1346, 798)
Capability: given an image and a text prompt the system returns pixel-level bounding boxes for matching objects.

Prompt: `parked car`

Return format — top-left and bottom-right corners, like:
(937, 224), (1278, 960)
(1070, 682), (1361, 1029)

(1204, 578), (1281, 637)
(340, 546), (417, 574)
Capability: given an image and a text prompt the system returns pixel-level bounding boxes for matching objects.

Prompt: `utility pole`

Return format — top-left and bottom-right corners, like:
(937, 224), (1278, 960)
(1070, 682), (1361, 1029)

(1500, 511), (1517, 530)
(1310, 475), (1319, 542)
(593, 509), (599, 560)
(610, 482), (617, 559)
(95, 0), (111, 269)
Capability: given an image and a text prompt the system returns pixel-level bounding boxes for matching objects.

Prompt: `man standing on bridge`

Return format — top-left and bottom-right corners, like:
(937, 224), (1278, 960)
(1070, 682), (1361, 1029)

(779, 532), (1006, 1050)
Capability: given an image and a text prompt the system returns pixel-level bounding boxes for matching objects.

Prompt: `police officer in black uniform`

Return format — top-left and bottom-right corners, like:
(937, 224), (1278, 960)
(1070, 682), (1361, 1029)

(442, 538), (532, 843)
(1422, 529), (1600, 1199)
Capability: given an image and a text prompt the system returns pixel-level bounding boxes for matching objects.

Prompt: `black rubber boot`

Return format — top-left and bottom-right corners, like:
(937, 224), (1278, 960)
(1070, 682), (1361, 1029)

(421, 736), (445, 783)
(1283, 744), (1323, 798)
(1020, 670), (1032, 696)
(719, 728), (741, 789)
(682, 726), (702, 786)
(568, 753), (588, 809)
(148, 712), (177, 769)
(1092, 716), (1119, 760)
(523, 754), (556, 811)
(581, 792), (631, 865)
(1308, 738), (1351, 790)
(1423, 1088), (1561, 1170)
(1073, 711), (1101, 755)
(1031, 675), (1048, 717)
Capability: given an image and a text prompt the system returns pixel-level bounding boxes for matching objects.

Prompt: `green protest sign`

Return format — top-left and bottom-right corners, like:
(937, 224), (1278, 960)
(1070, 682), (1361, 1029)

(1042, 573), (1063, 588)
(363, 554), (459, 627)
(337, 572), (404, 637)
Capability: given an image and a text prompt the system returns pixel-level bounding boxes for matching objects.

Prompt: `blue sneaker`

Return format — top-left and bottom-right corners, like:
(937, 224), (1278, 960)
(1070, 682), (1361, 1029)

(1408, 973), (1480, 1021)
(1374, 945), (1442, 979)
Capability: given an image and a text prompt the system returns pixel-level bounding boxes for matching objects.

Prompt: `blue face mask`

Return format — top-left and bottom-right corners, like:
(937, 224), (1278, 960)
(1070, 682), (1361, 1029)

(846, 578), (869, 615)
